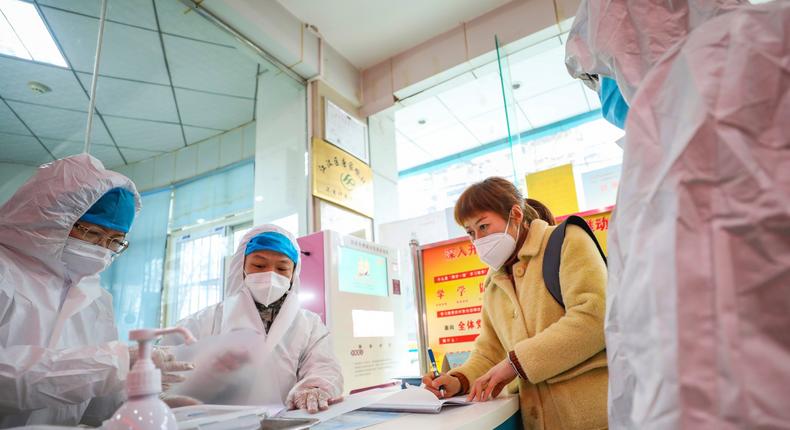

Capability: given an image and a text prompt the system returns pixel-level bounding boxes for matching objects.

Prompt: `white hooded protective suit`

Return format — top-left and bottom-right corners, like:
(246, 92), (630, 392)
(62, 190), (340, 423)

(566, 1), (790, 429)
(161, 225), (343, 405)
(0, 154), (141, 427)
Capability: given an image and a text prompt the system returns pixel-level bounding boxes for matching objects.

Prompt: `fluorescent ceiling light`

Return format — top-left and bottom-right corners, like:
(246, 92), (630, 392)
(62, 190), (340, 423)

(0, 0), (67, 67)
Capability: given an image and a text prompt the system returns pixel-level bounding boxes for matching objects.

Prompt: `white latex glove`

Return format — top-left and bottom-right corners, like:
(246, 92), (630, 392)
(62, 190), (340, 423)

(160, 393), (203, 408)
(286, 387), (331, 414)
(129, 345), (195, 391)
(211, 348), (250, 373)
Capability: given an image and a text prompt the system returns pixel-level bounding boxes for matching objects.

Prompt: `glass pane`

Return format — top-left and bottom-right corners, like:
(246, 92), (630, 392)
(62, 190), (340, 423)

(163, 226), (228, 326)
(318, 199), (373, 240)
(494, 35), (521, 189)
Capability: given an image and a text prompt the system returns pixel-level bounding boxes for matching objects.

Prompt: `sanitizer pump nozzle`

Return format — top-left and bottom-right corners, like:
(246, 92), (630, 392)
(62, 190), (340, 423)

(105, 327), (196, 430)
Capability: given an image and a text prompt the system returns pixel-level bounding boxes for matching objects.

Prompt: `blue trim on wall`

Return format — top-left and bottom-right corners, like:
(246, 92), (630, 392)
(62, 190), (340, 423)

(398, 110), (602, 179)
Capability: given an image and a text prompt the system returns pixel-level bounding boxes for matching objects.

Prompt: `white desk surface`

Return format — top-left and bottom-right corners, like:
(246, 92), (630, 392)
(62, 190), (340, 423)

(367, 394), (519, 430)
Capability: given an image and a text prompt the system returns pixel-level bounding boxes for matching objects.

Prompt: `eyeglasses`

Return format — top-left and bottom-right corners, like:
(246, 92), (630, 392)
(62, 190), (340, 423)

(578, 73), (600, 92)
(71, 223), (129, 254)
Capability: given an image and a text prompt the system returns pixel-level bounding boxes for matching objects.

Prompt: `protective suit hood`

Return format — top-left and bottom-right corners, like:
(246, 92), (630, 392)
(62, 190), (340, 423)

(0, 154), (139, 426)
(217, 224), (305, 339)
(0, 154), (141, 278)
(565, 0), (745, 102)
(226, 224), (302, 298)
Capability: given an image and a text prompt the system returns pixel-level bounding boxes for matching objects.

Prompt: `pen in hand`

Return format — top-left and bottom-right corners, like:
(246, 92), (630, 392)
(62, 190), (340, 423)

(427, 348), (445, 398)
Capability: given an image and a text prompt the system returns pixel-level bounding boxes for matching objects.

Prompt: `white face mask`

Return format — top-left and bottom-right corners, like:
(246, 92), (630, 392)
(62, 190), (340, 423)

(473, 215), (520, 271)
(61, 237), (114, 280)
(244, 271), (291, 306)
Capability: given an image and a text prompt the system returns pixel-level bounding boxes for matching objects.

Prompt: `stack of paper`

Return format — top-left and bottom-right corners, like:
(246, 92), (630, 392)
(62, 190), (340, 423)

(360, 386), (472, 414)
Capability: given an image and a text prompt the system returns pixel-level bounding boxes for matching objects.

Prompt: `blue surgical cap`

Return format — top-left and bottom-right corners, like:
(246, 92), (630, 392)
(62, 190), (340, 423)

(245, 231), (299, 265)
(599, 77), (629, 130)
(79, 187), (136, 233)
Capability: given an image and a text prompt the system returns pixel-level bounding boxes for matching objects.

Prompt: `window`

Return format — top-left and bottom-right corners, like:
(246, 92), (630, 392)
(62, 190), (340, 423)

(162, 225), (229, 326)
(0, 0), (66, 67)
(398, 118), (624, 219)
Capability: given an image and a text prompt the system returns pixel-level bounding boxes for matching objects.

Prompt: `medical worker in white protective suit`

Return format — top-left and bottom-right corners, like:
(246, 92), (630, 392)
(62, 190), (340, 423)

(0, 154), (194, 427)
(162, 225), (343, 413)
(565, 1), (790, 428)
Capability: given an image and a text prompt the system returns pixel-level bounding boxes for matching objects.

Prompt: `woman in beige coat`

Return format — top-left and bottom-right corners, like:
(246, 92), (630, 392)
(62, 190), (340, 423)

(423, 177), (608, 429)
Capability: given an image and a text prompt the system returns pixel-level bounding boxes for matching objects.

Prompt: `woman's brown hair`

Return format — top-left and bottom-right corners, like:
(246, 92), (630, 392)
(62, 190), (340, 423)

(454, 177), (539, 226)
(526, 198), (556, 226)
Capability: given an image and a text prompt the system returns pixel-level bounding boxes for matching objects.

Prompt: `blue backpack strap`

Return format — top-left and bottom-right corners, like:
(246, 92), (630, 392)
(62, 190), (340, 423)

(542, 216), (608, 308)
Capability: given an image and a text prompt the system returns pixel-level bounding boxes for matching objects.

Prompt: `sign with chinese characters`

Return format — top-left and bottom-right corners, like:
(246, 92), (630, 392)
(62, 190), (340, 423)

(556, 207), (613, 255)
(312, 138), (374, 217)
(581, 164), (621, 210)
(526, 163), (579, 217)
(325, 100), (369, 164)
(421, 237), (488, 368)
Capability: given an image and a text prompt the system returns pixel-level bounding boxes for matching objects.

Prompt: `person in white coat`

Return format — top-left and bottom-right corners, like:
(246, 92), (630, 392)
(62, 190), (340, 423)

(565, 1), (790, 428)
(0, 154), (139, 427)
(162, 225), (343, 413)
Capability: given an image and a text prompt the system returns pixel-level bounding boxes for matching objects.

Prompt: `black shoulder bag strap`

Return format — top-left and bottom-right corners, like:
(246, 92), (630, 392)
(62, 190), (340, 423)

(542, 215), (608, 308)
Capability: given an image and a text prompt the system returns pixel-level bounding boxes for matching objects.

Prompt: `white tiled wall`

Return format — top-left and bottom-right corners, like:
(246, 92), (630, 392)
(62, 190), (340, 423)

(369, 111), (400, 236)
(114, 121), (255, 192)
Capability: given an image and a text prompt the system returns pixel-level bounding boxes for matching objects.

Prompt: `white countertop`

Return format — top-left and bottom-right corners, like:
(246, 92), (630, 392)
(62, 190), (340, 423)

(366, 394), (519, 430)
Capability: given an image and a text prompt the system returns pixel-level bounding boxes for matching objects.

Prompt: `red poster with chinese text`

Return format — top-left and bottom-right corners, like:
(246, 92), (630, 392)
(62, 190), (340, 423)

(422, 238), (488, 368)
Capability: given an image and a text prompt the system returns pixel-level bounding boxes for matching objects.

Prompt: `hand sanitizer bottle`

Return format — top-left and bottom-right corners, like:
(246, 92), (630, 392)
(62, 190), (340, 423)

(105, 327), (196, 430)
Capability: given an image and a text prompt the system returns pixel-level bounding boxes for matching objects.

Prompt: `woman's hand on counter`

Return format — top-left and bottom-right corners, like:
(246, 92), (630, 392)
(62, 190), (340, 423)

(422, 372), (461, 398)
(468, 359), (516, 402)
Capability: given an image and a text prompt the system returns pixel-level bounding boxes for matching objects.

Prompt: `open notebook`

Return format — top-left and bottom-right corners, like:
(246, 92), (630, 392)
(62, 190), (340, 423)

(360, 385), (473, 414)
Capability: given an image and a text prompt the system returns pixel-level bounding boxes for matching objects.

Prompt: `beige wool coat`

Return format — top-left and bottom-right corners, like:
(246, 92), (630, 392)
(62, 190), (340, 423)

(451, 219), (608, 429)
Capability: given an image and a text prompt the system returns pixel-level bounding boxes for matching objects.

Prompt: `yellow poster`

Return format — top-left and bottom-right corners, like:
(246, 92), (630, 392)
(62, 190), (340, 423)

(557, 208), (612, 255)
(312, 138), (374, 217)
(421, 238), (488, 369)
(526, 164), (579, 217)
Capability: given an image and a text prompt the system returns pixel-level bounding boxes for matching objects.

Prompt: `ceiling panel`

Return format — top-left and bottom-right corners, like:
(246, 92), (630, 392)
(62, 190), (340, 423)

(76, 72), (178, 122)
(8, 101), (113, 144)
(164, 35), (258, 97)
(437, 72), (506, 121)
(88, 143), (126, 168)
(42, 138), (125, 168)
(39, 6), (99, 69)
(508, 41), (576, 101)
(104, 116), (184, 152)
(119, 146), (166, 164)
(0, 56), (87, 111)
(396, 131), (433, 171)
(464, 106), (531, 144)
(175, 89), (253, 131)
(183, 125), (222, 145)
(505, 36), (562, 66)
(0, 2), (257, 167)
(0, 101), (31, 135)
(42, 7), (169, 84)
(395, 97), (459, 141)
(154, 0), (237, 45)
(37, 0), (157, 30)
(411, 123), (479, 160)
(518, 82), (591, 128)
(0, 132), (52, 164)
